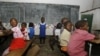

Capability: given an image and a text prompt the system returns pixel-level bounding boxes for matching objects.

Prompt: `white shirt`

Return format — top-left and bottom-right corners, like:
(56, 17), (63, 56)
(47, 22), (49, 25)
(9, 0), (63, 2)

(22, 28), (30, 40)
(59, 29), (71, 46)
(11, 26), (23, 38)
(55, 29), (61, 37)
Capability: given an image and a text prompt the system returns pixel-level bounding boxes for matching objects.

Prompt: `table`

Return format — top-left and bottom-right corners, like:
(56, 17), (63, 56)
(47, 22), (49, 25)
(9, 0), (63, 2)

(0, 32), (5, 37)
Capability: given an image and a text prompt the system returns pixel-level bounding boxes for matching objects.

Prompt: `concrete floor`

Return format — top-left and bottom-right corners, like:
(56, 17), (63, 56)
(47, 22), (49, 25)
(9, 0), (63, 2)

(33, 36), (62, 56)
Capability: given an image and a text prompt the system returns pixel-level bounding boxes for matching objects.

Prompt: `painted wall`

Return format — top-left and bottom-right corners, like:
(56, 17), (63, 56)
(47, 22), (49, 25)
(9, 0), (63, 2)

(92, 9), (100, 30)
(93, 0), (100, 8)
(81, 0), (100, 30)
(0, 0), (93, 12)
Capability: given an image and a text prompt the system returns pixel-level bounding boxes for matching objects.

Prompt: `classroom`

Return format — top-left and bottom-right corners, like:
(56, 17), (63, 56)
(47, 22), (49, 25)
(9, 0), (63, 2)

(0, 0), (100, 56)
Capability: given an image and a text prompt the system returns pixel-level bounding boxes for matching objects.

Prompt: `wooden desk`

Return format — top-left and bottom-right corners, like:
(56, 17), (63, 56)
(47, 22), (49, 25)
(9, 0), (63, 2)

(6, 38), (34, 56)
(6, 41), (30, 56)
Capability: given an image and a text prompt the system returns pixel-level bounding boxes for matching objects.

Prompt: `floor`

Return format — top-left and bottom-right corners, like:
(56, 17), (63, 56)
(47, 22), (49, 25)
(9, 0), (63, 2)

(33, 36), (63, 56)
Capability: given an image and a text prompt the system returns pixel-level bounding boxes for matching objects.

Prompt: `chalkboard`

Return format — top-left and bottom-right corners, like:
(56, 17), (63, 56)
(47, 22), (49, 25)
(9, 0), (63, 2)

(0, 2), (79, 24)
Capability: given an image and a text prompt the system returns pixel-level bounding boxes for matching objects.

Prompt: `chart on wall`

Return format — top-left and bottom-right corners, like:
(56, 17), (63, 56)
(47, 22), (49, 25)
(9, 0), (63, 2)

(0, 2), (79, 24)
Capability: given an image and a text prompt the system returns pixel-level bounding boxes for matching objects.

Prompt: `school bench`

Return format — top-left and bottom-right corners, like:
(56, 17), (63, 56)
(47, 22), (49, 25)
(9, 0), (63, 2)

(6, 37), (40, 56)
(26, 44), (40, 56)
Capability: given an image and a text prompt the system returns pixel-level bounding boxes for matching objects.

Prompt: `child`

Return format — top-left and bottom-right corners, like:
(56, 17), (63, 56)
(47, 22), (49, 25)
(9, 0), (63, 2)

(67, 20), (98, 56)
(21, 22), (29, 40)
(2, 18), (26, 56)
(61, 17), (69, 25)
(59, 21), (72, 56)
(49, 23), (62, 50)
(39, 17), (46, 44)
(55, 23), (62, 40)
(61, 17), (69, 33)
(28, 22), (35, 40)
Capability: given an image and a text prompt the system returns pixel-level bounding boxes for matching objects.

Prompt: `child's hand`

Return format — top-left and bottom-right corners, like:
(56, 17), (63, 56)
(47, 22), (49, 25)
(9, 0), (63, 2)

(61, 46), (68, 52)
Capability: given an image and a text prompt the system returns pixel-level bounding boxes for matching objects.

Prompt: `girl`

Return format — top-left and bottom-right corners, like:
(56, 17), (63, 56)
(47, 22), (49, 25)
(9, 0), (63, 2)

(39, 17), (46, 44)
(59, 21), (72, 56)
(67, 20), (98, 56)
(49, 23), (62, 50)
(61, 17), (69, 33)
(55, 23), (62, 40)
(21, 22), (29, 40)
(2, 18), (26, 56)
(28, 22), (35, 40)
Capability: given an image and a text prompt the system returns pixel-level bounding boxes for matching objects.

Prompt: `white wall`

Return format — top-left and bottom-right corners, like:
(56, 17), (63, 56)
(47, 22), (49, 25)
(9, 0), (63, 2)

(93, 0), (100, 8)
(92, 9), (100, 30)
(92, 0), (100, 30)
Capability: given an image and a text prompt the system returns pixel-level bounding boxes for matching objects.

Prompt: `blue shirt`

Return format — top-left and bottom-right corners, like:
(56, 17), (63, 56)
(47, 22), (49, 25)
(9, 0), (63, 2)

(39, 22), (46, 37)
(28, 27), (34, 39)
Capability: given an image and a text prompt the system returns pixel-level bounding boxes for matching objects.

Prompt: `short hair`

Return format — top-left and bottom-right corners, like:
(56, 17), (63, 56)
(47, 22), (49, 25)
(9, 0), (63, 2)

(75, 20), (88, 29)
(63, 21), (72, 28)
(61, 17), (69, 24)
(56, 23), (62, 29)
(29, 22), (34, 28)
(41, 17), (45, 20)
(10, 18), (18, 23)
(21, 22), (27, 27)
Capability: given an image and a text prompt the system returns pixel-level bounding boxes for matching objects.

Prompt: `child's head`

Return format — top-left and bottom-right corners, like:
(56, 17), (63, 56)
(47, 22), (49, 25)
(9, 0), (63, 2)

(29, 22), (34, 28)
(21, 22), (27, 28)
(10, 18), (18, 27)
(56, 23), (62, 29)
(41, 17), (45, 23)
(61, 17), (69, 24)
(63, 21), (73, 31)
(75, 20), (89, 31)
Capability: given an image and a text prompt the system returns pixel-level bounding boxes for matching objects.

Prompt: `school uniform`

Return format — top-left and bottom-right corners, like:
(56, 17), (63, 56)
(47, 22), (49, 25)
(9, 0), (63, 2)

(2, 26), (26, 56)
(21, 28), (30, 40)
(59, 29), (71, 56)
(9, 26), (26, 51)
(39, 22), (46, 44)
(28, 27), (34, 39)
(59, 29), (71, 46)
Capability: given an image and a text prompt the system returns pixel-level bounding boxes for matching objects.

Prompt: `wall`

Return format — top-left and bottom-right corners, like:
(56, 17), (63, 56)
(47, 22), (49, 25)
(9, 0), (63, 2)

(81, 9), (100, 30)
(93, 0), (100, 8)
(0, 2), (79, 24)
(82, 0), (100, 30)
(0, 0), (93, 12)
(92, 9), (100, 30)
(0, 0), (94, 35)
(0, 2), (79, 35)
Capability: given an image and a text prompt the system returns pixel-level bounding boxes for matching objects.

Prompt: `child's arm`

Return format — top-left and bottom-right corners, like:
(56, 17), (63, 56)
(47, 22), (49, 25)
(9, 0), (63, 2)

(89, 37), (100, 44)
(3, 29), (13, 35)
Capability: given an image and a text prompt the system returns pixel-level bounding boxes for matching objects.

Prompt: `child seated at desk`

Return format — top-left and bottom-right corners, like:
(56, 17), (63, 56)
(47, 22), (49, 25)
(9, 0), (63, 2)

(68, 20), (100, 56)
(2, 18), (26, 56)
(21, 22), (30, 40)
